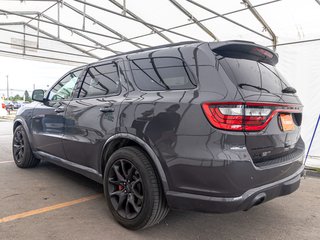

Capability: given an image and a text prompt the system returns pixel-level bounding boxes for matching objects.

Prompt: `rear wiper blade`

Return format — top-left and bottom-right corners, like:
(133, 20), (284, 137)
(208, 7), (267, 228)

(238, 83), (270, 93)
(239, 84), (286, 102)
(282, 87), (296, 94)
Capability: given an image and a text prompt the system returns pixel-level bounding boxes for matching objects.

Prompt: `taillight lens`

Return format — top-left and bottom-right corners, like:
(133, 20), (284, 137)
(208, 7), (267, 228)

(1, 103), (5, 109)
(202, 102), (301, 132)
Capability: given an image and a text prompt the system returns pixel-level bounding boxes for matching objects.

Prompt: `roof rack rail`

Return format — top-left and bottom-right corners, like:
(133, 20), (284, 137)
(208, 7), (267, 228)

(101, 40), (201, 60)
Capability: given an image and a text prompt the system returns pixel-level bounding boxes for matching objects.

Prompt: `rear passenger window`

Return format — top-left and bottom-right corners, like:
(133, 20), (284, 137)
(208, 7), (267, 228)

(130, 57), (196, 91)
(79, 63), (120, 98)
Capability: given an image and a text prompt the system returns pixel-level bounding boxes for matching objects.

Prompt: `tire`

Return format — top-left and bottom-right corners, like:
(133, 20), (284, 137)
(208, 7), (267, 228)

(12, 125), (40, 168)
(103, 146), (169, 230)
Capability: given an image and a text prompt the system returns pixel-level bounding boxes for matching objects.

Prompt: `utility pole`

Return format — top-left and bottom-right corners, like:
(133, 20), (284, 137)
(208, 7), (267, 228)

(6, 75), (9, 99)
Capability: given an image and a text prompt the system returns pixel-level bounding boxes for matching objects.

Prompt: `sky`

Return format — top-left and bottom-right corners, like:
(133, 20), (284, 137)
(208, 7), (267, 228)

(0, 55), (73, 98)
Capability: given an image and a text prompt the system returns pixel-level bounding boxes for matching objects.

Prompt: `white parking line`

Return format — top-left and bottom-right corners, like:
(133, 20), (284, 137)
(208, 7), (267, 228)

(0, 161), (14, 164)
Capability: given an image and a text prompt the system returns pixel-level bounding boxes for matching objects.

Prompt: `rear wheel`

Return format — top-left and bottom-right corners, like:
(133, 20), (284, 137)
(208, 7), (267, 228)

(12, 125), (40, 168)
(104, 146), (169, 230)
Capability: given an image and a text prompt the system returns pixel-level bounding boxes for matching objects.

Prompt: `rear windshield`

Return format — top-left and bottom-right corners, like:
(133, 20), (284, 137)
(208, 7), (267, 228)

(219, 58), (289, 94)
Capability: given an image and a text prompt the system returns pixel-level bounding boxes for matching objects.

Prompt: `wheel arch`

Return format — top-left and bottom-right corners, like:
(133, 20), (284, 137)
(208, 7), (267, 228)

(13, 118), (34, 149)
(13, 119), (23, 132)
(101, 133), (169, 192)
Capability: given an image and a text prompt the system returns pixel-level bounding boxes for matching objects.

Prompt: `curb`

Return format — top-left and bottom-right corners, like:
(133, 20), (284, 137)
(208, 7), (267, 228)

(305, 168), (320, 178)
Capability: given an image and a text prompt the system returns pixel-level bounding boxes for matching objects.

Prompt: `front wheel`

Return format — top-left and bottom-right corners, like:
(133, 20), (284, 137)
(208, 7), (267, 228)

(104, 146), (169, 230)
(12, 125), (40, 168)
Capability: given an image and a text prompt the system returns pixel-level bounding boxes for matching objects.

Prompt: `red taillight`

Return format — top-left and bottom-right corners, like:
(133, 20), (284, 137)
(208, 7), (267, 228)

(253, 47), (274, 59)
(1, 103), (5, 109)
(202, 102), (301, 132)
(204, 104), (243, 130)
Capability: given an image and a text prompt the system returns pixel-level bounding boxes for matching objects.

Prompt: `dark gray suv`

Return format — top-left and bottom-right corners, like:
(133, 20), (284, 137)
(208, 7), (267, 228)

(13, 41), (304, 230)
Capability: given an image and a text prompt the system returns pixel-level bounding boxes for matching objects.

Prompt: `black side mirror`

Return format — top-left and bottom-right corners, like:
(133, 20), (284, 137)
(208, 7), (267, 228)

(32, 89), (45, 102)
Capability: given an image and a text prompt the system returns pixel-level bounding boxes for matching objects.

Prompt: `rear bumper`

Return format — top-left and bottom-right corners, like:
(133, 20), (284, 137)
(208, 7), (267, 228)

(166, 165), (304, 213)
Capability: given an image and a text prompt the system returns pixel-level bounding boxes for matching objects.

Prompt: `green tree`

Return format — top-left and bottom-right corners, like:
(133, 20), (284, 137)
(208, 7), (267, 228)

(10, 94), (23, 102)
(24, 90), (32, 102)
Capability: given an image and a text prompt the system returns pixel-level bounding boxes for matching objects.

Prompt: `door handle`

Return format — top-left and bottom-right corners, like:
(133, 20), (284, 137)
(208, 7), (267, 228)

(99, 107), (115, 113)
(54, 107), (65, 113)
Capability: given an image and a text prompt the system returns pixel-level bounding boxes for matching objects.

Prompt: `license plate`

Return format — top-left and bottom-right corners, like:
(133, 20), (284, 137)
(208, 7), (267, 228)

(280, 114), (295, 131)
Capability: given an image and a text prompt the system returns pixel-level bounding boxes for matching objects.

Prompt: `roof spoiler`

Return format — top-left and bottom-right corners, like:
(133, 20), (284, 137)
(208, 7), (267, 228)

(209, 40), (278, 66)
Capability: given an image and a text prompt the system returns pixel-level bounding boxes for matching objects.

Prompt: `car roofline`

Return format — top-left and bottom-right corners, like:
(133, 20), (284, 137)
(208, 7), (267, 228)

(101, 41), (201, 61)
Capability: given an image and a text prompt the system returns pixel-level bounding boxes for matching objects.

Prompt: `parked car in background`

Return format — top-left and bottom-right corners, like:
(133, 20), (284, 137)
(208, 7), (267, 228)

(4, 101), (14, 111)
(12, 101), (21, 109)
(12, 41), (304, 230)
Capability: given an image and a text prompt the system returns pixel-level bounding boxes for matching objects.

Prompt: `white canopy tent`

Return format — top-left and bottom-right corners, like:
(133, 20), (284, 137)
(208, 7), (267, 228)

(0, 0), (319, 164)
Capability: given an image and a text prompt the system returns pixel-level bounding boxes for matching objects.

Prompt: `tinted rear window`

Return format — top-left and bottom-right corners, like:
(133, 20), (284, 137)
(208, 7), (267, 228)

(130, 57), (197, 91)
(219, 58), (289, 94)
(79, 63), (120, 98)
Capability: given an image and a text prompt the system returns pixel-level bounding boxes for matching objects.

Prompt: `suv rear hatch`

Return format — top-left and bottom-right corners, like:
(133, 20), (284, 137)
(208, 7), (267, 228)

(207, 41), (304, 166)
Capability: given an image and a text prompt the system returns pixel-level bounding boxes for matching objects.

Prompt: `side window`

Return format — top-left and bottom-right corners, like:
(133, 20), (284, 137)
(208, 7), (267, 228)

(48, 69), (82, 101)
(79, 63), (120, 98)
(129, 57), (197, 91)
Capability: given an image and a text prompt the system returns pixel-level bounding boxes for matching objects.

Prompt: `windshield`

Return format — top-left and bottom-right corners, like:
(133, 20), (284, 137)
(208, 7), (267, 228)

(219, 57), (290, 94)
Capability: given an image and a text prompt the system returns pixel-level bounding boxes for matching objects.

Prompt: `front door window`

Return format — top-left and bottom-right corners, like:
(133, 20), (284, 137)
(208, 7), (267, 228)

(48, 70), (82, 101)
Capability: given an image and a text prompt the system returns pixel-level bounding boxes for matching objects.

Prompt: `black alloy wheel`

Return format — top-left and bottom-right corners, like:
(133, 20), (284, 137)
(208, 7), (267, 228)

(104, 146), (169, 230)
(12, 125), (40, 168)
(107, 159), (144, 219)
(13, 128), (25, 163)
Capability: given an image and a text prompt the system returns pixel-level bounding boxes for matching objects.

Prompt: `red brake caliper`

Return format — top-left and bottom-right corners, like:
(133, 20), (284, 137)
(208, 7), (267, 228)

(118, 185), (124, 191)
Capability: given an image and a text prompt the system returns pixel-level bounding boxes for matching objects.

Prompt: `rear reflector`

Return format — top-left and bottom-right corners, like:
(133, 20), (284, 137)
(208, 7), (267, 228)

(1, 103), (5, 109)
(202, 102), (302, 132)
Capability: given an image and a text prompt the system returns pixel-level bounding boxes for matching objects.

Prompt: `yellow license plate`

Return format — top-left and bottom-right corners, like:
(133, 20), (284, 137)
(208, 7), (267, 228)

(280, 114), (295, 131)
